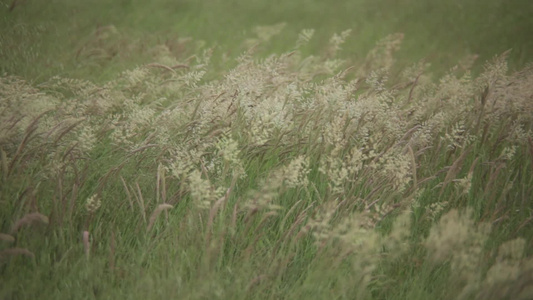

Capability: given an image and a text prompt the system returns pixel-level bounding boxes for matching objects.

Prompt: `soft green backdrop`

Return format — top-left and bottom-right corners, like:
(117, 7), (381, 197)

(1, 0), (532, 81)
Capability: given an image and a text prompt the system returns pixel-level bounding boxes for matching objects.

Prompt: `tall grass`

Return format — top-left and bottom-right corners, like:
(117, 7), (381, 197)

(1, 20), (532, 299)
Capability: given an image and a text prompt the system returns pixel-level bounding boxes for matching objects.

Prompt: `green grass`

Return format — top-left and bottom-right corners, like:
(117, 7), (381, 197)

(2, 0), (532, 81)
(1, 0), (533, 299)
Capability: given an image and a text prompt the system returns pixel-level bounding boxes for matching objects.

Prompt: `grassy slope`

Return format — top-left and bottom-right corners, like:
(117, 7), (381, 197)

(1, 1), (533, 299)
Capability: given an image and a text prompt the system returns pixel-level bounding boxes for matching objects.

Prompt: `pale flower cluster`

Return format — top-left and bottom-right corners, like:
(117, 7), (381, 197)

(319, 144), (364, 194)
(76, 124), (97, 154)
(425, 209), (491, 281)
(166, 147), (205, 179)
(454, 173), (473, 195)
(377, 151), (412, 192)
(483, 238), (527, 287)
(296, 29), (315, 48)
(215, 137), (246, 178)
(85, 194), (101, 214)
(499, 145), (517, 161)
(279, 155), (309, 188)
(443, 121), (473, 151)
(187, 169), (225, 210)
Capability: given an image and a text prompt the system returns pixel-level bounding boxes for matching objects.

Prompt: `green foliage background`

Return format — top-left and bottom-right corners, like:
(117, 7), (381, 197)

(1, 0), (532, 81)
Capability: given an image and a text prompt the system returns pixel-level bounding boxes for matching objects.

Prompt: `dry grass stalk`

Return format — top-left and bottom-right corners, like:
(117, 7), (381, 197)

(147, 203), (173, 232)
(53, 118), (86, 145)
(156, 163), (167, 203)
(11, 212), (49, 234)
(161, 169), (167, 204)
(0, 248), (35, 259)
(439, 146), (472, 196)
(407, 144), (417, 191)
(528, 137), (533, 171)
(83, 230), (90, 259)
(513, 215), (533, 236)
(67, 182), (79, 222)
(246, 275), (267, 292)
(156, 165), (161, 205)
(406, 72), (422, 104)
(231, 199), (240, 233)
(171, 64), (190, 69)
(8, 112), (46, 176)
(145, 63), (177, 74)
(1, 148), (8, 181)
(128, 144), (158, 156)
(205, 194), (229, 249)
(109, 230), (116, 271)
(9, 0), (20, 12)
(483, 162), (506, 205)
(282, 208), (311, 245)
(253, 211), (278, 236)
(0, 233), (15, 242)
(120, 176), (134, 211)
(278, 200), (303, 234)
(135, 181), (147, 224)
(399, 125), (422, 144)
(468, 157), (479, 176)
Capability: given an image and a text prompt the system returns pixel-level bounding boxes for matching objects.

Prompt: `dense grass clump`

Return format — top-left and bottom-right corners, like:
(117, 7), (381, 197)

(1, 25), (532, 299)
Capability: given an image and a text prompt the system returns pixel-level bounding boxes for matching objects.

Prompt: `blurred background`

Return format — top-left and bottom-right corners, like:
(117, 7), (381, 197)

(1, 0), (532, 81)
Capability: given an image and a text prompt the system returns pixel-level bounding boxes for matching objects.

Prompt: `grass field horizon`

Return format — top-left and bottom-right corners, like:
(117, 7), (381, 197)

(2, 0), (532, 81)
(1, 1), (533, 299)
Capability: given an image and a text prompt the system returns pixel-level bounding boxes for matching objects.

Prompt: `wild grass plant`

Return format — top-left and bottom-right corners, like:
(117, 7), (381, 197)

(1, 23), (532, 299)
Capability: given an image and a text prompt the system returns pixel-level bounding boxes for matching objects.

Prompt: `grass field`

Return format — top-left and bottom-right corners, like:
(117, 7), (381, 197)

(1, 1), (533, 299)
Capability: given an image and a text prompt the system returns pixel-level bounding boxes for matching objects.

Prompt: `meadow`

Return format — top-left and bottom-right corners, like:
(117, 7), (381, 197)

(1, 0), (533, 299)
